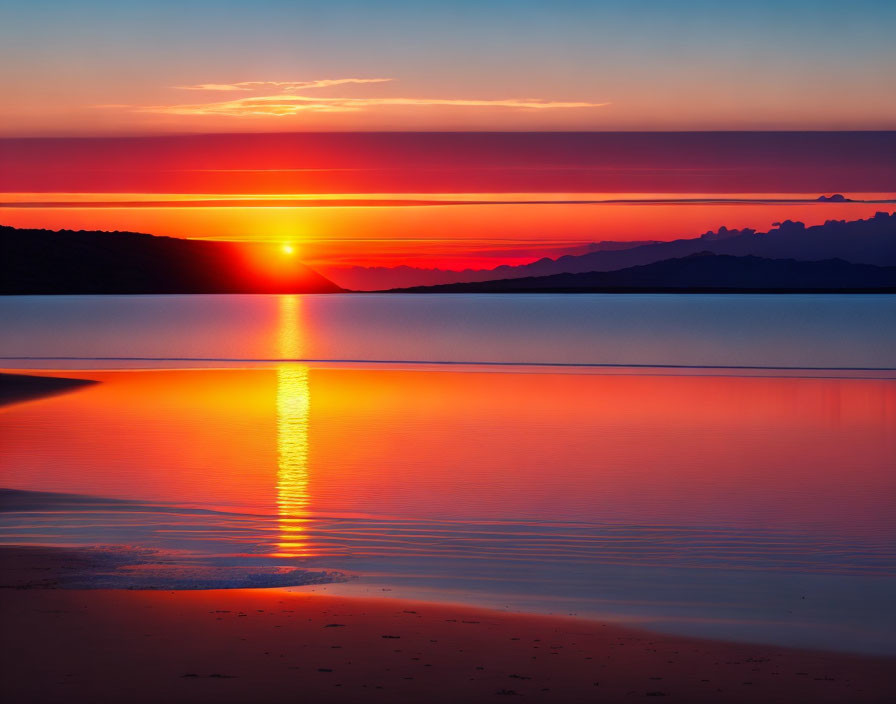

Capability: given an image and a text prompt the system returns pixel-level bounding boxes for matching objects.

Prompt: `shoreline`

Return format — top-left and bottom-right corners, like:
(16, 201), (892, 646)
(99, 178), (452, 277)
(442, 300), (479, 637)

(2, 587), (892, 703)
(0, 372), (97, 407)
(2, 371), (894, 701)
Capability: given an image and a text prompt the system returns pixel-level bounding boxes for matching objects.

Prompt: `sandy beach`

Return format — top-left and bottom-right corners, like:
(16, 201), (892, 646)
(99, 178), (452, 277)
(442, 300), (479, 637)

(1, 585), (892, 704)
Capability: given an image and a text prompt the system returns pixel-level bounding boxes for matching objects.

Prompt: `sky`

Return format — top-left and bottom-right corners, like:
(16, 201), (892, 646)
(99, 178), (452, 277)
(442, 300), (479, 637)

(1, 0), (895, 134)
(1, 1), (894, 270)
(2, 133), (893, 268)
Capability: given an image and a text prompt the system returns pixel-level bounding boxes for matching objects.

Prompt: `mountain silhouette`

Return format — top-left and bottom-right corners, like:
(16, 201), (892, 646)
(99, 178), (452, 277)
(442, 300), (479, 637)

(324, 212), (896, 290)
(391, 253), (896, 293)
(1, 226), (343, 294)
(477, 212), (896, 279)
(4, 213), (893, 294)
(323, 240), (660, 290)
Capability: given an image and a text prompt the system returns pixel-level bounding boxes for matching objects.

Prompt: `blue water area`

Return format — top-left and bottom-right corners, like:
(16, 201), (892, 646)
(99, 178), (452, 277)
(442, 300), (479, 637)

(1, 293), (895, 369)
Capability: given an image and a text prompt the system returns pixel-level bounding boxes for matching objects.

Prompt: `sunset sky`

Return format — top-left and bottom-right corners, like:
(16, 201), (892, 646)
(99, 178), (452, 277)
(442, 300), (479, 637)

(1, 1), (894, 269)
(3, 1), (895, 134)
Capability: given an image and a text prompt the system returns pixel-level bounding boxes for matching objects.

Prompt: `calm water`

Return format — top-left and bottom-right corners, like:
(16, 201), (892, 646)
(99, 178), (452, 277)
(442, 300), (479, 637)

(2, 293), (896, 369)
(1, 294), (895, 654)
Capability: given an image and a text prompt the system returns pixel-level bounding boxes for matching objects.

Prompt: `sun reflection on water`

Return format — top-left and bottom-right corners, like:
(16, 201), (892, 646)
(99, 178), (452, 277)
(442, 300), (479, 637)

(274, 295), (312, 557)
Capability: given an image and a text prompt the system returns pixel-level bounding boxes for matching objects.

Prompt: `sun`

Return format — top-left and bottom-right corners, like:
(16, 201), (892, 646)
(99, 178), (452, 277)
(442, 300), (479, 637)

(281, 243), (296, 255)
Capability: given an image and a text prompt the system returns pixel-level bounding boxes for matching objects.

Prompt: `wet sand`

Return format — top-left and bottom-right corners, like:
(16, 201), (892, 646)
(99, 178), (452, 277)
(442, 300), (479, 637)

(1, 587), (892, 704)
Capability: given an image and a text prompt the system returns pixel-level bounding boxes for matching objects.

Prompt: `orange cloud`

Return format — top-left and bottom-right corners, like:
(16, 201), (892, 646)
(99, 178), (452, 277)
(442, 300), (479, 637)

(134, 94), (608, 117)
(94, 77), (609, 119)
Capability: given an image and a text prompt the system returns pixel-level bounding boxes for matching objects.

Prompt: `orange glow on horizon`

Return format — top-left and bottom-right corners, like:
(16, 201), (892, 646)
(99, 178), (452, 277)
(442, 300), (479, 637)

(1, 196), (890, 269)
(236, 241), (320, 289)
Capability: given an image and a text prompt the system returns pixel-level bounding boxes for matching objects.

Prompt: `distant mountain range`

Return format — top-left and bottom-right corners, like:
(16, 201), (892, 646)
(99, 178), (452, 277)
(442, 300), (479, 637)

(323, 240), (660, 290)
(391, 253), (896, 293)
(3, 212), (894, 294)
(0, 226), (343, 294)
(327, 212), (896, 290)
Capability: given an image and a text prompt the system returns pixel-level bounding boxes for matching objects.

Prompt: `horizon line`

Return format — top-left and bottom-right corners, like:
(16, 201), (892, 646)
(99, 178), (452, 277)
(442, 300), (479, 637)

(3, 128), (896, 140)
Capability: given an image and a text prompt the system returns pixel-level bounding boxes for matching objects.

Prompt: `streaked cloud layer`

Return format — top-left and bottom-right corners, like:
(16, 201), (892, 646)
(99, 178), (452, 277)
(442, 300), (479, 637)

(104, 77), (608, 117)
(128, 86), (608, 117)
(3, 132), (892, 194)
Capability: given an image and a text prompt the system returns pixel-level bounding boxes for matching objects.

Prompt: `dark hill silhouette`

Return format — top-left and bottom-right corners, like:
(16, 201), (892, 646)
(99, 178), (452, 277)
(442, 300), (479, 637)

(323, 212), (896, 290)
(448, 212), (896, 281)
(323, 239), (660, 291)
(0, 226), (343, 294)
(391, 253), (896, 293)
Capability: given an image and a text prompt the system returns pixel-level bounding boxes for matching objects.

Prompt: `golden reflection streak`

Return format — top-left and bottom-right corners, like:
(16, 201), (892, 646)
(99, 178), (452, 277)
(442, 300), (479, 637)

(274, 295), (312, 557)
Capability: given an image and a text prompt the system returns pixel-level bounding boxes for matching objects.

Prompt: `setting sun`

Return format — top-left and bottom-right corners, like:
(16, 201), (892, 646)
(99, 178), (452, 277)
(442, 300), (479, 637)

(281, 244), (296, 255)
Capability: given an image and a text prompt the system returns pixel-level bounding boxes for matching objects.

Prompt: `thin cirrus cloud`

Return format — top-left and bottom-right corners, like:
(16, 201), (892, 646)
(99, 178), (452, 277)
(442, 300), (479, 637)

(100, 78), (609, 117)
(135, 95), (609, 116)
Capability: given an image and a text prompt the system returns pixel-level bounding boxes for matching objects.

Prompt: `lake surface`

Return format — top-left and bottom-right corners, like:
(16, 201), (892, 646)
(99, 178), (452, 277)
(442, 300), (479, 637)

(1, 294), (895, 654)
(2, 293), (896, 369)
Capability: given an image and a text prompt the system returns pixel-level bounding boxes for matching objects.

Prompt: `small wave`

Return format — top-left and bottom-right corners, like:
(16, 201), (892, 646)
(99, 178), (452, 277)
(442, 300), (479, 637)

(0, 543), (347, 590)
(3, 489), (894, 578)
